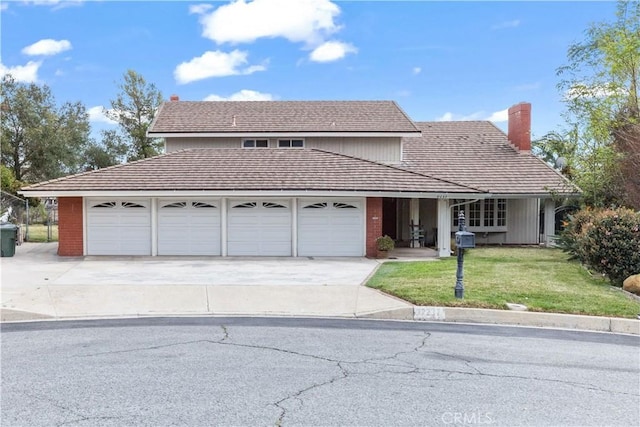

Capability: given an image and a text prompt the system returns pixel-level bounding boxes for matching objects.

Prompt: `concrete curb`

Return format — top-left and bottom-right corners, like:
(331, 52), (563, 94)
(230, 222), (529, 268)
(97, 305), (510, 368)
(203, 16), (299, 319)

(414, 306), (640, 335)
(3, 306), (639, 336)
(1, 308), (55, 323)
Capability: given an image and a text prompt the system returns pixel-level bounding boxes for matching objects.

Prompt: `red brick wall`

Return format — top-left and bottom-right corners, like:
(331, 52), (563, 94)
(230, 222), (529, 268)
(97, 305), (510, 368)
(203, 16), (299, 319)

(508, 102), (532, 151)
(366, 197), (383, 258)
(57, 197), (83, 256)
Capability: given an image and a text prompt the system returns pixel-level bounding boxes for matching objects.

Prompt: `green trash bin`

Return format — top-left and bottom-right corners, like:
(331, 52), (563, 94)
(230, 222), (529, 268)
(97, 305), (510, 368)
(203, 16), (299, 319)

(0, 223), (18, 257)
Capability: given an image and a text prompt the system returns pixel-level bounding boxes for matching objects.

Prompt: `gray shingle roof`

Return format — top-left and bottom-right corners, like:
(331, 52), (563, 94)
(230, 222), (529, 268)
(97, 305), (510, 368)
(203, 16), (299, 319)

(21, 148), (478, 194)
(148, 101), (421, 134)
(401, 121), (579, 195)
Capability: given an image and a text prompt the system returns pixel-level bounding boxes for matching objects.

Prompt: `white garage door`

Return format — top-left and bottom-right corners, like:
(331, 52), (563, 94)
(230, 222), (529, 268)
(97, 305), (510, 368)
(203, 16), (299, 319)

(298, 199), (364, 256)
(158, 200), (221, 256)
(87, 199), (151, 255)
(228, 200), (291, 256)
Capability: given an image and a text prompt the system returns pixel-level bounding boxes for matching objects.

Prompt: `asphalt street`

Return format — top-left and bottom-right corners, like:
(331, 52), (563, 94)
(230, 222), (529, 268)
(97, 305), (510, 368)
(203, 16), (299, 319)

(2, 317), (639, 427)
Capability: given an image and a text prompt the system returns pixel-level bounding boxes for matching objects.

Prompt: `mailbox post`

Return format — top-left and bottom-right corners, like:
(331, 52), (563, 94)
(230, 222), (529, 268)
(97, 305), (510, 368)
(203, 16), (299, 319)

(454, 211), (475, 299)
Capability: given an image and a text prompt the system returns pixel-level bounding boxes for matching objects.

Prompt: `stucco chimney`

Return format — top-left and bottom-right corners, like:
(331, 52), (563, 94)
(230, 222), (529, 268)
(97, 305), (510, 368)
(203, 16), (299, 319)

(170, 94), (179, 101)
(508, 102), (531, 151)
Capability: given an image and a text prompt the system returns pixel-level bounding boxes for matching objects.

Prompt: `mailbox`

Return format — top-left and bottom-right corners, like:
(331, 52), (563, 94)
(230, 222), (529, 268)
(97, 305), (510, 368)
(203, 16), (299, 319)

(455, 230), (475, 249)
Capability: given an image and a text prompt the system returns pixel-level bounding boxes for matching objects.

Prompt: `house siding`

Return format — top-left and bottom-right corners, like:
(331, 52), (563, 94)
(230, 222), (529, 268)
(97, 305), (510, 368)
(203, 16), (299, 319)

(366, 197), (383, 257)
(166, 137), (239, 151)
(57, 197), (84, 256)
(505, 198), (539, 244)
(165, 136), (401, 163)
(306, 137), (401, 163)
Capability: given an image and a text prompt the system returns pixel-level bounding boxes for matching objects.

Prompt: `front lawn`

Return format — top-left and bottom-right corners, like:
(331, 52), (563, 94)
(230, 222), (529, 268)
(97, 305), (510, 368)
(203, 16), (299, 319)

(367, 247), (640, 318)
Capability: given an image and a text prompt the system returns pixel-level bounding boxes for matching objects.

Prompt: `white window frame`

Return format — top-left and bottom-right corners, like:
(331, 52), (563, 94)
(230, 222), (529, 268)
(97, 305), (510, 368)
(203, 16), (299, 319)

(452, 199), (507, 232)
(278, 139), (304, 148)
(242, 139), (269, 148)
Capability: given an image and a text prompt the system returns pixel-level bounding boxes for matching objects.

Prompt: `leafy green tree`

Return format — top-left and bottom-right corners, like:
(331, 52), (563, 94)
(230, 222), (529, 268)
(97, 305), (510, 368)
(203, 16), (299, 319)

(552, 0), (640, 208)
(83, 130), (129, 171)
(105, 70), (164, 161)
(1, 165), (21, 195)
(1, 74), (90, 183)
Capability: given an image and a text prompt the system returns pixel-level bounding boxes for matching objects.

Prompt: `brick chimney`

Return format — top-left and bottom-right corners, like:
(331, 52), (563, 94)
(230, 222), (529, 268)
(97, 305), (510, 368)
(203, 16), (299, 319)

(170, 94), (179, 101)
(508, 102), (531, 151)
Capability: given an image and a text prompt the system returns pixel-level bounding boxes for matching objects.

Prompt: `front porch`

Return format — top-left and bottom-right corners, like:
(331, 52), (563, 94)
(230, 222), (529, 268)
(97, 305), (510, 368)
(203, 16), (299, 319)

(387, 246), (439, 260)
(378, 196), (556, 258)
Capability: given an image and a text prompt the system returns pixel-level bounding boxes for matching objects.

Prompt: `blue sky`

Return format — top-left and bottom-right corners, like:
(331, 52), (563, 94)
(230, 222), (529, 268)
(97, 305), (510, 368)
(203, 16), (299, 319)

(1, 0), (617, 140)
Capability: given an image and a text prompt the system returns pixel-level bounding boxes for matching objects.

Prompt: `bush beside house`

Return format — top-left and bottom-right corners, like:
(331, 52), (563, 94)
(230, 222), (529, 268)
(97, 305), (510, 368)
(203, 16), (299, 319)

(560, 207), (640, 286)
(375, 235), (395, 258)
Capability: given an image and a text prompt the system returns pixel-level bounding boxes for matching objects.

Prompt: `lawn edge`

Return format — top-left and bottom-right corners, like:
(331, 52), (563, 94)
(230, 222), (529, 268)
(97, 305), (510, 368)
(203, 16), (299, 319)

(413, 306), (640, 335)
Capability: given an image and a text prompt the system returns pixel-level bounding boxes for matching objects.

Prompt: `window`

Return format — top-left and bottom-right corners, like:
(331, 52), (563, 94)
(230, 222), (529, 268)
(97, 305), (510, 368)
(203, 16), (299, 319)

(263, 202), (287, 209)
(232, 202), (257, 209)
(162, 202), (187, 208)
(278, 139), (304, 148)
(334, 202), (357, 209)
(452, 199), (507, 230)
(468, 200), (481, 227)
(92, 201), (117, 208)
(122, 202), (146, 208)
(192, 202), (217, 209)
(303, 202), (327, 209)
(242, 139), (268, 148)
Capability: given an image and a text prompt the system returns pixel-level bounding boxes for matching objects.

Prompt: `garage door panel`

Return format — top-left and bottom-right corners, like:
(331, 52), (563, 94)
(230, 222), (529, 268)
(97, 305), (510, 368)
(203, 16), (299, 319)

(299, 217), (330, 227)
(87, 199), (151, 256)
(298, 199), (364, 257)
(227, 200), (292, 256)
(261, 242), (290, 256)
(121, 217), (150, 226)
(157, 199), (221, 256)
(228, 229), (255, 241)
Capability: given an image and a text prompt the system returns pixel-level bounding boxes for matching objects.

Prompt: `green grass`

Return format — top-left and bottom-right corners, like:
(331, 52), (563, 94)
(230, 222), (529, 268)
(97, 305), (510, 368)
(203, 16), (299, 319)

(23, 224), (58, 242)
(367, 247), (640, 318)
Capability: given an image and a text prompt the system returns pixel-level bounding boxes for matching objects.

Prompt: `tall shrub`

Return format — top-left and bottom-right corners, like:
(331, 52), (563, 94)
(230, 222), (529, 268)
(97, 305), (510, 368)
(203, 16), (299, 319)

(561, 207), (640, 285)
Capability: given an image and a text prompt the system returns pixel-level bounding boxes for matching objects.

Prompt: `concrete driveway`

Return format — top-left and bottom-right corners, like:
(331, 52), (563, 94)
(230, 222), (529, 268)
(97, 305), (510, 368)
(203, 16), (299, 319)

(1, 243), (413, 321)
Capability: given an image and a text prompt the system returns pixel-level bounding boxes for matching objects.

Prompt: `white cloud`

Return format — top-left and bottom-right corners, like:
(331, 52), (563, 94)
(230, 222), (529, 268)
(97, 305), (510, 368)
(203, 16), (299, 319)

(1, 3), (8, 11)
(174, 50), (266, 84)
(309, 40), (356, 62)
(436, 112), (454, 121)
(412, 67), (422, 75)
(22, 39), (72, 56)
(189, 3), (213, 15)
(194, 0), (341, 46)
(22, 0), (84, 10)
(485, 108), (508, 123)
(436, 109), (508, 123)
(491, 19), (520, 30)
(204, 89), (274, 101)
(87, 106), (118, 125)
(0, 61), (41, 82)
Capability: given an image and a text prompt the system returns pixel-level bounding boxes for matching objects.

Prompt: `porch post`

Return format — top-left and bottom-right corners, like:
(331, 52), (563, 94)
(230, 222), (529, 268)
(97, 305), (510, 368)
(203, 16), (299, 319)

(437, 198), (451, 257)
(410, 198), (420, 226)
(544, 198), (555, 247)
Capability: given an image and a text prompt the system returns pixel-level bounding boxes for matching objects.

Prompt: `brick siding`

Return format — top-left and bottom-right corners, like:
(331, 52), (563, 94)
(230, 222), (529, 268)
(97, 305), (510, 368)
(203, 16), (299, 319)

(366, 197), (383, 258)
(57, 197), (83, 256)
